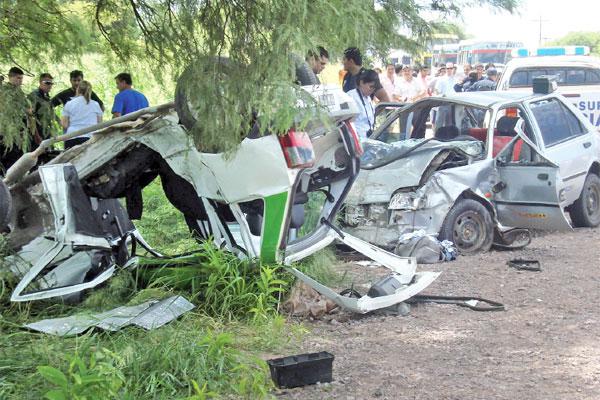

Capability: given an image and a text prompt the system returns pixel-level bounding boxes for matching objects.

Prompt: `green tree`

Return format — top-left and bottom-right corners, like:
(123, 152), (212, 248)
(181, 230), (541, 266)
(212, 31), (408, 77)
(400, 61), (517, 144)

(552, 31), (600, 56)
(1, 0), (518, 152)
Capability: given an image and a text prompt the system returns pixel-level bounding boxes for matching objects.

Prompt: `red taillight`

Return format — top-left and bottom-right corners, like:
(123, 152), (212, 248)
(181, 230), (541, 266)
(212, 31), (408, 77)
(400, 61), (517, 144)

(278, 129), (315, 168)
(345, 121), (364, 156)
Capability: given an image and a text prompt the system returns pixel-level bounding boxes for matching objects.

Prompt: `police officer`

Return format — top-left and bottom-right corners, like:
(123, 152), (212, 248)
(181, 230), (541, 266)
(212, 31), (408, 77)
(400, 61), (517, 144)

(469, 68), (498, 91)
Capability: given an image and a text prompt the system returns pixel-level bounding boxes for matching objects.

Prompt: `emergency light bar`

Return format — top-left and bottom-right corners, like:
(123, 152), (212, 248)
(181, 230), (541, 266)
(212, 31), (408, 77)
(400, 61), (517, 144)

(512, 46), (590, 58)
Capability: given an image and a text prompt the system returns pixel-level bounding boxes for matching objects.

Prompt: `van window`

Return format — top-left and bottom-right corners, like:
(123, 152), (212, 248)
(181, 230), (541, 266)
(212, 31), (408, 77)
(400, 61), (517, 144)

(530, 98), (586, 146)
(509, 67), (600, 87)
(566, 69), (585, 85)
(586, 69), (600, 83)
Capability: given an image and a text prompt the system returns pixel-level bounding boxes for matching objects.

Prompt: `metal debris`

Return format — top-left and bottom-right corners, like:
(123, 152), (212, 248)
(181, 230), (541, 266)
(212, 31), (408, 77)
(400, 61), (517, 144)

(24, 295), (195, 336)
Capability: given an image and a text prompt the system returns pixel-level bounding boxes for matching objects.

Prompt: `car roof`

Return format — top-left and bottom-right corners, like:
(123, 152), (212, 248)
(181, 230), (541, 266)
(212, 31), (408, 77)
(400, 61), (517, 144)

(427, 91), (535, 108)
(505, 55), (600, 69)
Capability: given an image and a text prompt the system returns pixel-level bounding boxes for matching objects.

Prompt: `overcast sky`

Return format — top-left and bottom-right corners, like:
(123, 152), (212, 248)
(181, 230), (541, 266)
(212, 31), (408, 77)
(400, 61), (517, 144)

(459, 0), (598, 46)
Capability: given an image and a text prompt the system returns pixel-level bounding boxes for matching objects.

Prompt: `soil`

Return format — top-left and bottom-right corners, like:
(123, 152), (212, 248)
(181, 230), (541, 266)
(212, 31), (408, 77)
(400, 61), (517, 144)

(275, 227), (600, 400)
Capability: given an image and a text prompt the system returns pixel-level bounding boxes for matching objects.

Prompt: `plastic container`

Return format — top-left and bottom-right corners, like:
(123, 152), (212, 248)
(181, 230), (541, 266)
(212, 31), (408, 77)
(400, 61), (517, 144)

(267, 351), (334, 388)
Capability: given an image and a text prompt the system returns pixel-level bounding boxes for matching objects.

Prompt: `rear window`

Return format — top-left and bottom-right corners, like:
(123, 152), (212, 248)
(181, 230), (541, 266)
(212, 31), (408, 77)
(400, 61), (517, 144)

(509, 67), (600, 87)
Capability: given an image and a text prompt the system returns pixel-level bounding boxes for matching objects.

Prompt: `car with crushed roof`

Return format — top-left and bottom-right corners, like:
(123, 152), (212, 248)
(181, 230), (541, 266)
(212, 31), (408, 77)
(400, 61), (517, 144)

(341, 78), (600, 254)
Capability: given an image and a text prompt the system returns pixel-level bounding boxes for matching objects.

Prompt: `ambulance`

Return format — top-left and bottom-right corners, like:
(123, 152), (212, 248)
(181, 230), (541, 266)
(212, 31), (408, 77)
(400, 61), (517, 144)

(497, 46), (600, 127)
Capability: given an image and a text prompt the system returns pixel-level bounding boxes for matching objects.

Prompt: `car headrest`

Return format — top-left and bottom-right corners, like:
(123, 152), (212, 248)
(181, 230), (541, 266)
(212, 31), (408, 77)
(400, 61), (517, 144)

(436, 125), (459, 140)
(496, 116), (519, 136)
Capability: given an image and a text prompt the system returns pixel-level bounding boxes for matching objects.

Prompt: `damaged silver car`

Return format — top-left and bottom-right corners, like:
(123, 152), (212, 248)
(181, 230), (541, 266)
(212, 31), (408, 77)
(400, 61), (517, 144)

(342, 77), (600, 254)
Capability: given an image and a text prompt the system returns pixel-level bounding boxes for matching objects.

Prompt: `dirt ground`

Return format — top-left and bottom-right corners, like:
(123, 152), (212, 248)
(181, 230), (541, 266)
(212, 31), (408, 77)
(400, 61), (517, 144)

(276, 227), (600, 400)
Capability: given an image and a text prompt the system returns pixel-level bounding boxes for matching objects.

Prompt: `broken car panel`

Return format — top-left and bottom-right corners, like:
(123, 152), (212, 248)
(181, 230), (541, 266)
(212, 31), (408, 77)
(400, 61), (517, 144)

(2, 85), (439, 314)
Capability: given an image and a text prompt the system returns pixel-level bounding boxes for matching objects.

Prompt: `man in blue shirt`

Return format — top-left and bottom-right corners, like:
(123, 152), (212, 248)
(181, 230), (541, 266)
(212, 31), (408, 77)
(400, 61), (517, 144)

(111, 73), (149, 118)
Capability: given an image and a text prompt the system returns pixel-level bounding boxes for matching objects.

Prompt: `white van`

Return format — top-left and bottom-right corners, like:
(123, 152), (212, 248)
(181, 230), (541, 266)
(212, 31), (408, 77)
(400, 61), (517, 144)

(497, 48), (600, 127)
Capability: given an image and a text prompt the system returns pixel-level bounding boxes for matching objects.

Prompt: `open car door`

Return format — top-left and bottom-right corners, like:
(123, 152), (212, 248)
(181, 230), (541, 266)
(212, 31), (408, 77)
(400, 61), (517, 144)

(492, 127), (572, 231)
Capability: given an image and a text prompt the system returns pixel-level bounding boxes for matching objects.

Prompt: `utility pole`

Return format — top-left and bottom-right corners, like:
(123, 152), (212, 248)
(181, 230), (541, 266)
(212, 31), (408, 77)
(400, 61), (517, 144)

(532, 15), (549, 46)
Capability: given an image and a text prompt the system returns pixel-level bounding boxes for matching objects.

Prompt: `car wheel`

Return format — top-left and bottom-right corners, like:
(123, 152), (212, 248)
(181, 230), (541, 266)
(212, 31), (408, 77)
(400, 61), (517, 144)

(570, 173), (600, 228)
(439, 199), (493, 254)
(0, 180), (12, 231)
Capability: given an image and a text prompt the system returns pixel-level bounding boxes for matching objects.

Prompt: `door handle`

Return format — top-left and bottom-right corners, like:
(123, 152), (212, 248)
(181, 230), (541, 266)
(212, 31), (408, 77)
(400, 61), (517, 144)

(537, 173), (549, 181)
(583, 142), (592, 148)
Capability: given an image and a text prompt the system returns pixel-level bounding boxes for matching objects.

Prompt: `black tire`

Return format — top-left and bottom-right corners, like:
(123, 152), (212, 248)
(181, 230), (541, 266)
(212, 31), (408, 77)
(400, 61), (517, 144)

(570, 173), (600, 228)
(0, 180), (12, 231)
(439, 199), (494, 254)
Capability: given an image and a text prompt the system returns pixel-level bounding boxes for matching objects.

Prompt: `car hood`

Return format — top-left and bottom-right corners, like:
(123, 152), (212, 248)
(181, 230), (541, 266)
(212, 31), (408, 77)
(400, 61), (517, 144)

(346, 139), (484, 204)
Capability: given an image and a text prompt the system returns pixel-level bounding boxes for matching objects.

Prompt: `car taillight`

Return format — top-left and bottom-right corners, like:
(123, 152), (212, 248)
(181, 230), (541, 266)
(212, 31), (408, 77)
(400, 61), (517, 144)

(345, 121), (364, 156)
(278, 129), (315, 168)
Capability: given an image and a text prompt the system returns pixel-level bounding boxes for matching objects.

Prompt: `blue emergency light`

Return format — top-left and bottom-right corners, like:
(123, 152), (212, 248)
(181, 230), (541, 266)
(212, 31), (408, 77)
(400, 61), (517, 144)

(512, 46), (590, 58)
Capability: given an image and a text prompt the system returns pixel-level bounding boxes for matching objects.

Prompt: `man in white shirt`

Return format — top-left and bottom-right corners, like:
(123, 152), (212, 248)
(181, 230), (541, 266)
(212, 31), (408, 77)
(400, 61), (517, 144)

(434, 62), (457, 96)
(379, 63), (397, 101)
(395, 65), (426, 102)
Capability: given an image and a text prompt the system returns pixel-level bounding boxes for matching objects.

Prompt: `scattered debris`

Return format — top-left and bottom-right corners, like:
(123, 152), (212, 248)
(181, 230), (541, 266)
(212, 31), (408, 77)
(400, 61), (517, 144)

(407, 294), (505, 311)
(508, 259), (542, 271)
(395, 230), (457, 263)
(282, 281), (337, 318)
(24, 295), (194, 336)
(268, 351), (334, 388)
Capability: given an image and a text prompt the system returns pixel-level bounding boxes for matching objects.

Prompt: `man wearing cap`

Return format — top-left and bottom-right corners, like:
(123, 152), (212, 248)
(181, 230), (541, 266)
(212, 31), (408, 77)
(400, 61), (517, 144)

(434, 62), (457, 96)
(395, 65), (426, 102)
(470, 68), (498, 91)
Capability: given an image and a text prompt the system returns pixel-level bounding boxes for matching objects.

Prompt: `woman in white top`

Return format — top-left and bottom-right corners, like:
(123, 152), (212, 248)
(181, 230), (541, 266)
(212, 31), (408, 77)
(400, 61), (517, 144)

(61, 80), (103, 149)
(347, 69), (378, 140)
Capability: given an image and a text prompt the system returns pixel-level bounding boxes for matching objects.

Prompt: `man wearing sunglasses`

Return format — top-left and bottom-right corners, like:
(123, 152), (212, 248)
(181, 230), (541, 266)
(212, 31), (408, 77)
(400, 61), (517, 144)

(28, 73), (58, 142)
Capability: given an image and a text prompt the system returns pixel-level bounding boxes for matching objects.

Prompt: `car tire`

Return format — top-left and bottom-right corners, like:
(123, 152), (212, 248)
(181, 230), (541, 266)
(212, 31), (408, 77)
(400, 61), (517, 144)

(0, 180), (12, 231)
(570, 172), (600, 228)
(439, 198), (494, 254)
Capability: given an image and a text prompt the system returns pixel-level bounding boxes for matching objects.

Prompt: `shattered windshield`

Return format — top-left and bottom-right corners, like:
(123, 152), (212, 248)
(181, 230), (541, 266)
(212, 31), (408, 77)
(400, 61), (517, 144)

(363, 100), (489, 168)
(361, 138), (485, 169)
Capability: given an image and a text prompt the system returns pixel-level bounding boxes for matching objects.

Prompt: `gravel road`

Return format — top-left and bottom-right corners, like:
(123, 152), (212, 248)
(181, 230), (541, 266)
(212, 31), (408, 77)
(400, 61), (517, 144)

(276, 227), (600, 400)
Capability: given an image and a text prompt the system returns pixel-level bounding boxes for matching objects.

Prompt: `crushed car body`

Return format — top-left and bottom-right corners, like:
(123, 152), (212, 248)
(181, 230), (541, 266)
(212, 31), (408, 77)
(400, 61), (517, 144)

(342, 81), (600, 254)
(1, 84), (439, 314)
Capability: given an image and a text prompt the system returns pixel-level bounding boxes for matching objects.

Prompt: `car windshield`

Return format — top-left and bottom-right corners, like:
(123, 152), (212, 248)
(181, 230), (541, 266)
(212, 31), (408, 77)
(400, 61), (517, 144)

(372, 100), (491, 144)
(362, 100), (489, 169)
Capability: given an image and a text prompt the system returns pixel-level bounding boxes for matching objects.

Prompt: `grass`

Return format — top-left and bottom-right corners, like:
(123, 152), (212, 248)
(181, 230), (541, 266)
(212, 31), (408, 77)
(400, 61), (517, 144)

(0, 179), (308, 399)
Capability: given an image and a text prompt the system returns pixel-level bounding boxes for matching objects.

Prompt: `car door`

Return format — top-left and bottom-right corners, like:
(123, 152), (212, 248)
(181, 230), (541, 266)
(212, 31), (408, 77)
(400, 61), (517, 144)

(492, 128), (572, 231)
(527, 96), (595, 206)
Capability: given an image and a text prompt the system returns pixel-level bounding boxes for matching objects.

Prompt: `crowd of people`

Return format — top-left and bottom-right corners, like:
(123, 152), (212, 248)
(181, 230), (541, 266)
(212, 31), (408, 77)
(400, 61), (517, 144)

(320, 47), (501, 140)
(0, 67), (149, 170)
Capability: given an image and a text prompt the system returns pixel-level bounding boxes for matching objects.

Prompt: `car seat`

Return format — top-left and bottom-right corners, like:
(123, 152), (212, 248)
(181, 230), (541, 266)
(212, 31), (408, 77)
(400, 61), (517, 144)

(435, 125), (459, 140)
(492, 116), (519, 157)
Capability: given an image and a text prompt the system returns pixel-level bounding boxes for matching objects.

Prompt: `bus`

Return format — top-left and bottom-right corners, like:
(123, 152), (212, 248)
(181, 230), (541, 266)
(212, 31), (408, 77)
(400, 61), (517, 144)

(432, 43), (460, 66)
(457, 40), (524, 66)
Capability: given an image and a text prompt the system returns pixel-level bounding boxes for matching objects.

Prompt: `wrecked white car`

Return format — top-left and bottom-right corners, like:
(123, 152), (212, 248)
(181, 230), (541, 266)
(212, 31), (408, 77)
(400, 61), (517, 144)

(342, 78), (600, 254)
(1, 84), (439, 314)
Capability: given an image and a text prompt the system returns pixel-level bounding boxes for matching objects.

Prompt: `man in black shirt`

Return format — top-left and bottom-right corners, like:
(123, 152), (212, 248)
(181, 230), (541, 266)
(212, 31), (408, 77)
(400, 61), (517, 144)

(341, 47), (390, 102)
(28, 73), (57, 140)
(51, 70), (104, 110)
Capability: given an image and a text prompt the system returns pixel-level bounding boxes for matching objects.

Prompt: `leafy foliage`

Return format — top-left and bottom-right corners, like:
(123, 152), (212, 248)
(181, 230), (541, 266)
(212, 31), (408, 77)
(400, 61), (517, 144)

(552, 31), (600, 55)
(1, 0), (517, 152)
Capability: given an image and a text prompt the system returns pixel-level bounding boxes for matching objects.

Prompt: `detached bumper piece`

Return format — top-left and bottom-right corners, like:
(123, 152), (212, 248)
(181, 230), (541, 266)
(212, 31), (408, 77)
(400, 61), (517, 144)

(287, 229), (440, 314)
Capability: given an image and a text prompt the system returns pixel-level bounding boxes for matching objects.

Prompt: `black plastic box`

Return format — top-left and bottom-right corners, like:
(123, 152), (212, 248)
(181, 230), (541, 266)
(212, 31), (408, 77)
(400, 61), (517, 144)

(267, 352), (334, 388)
